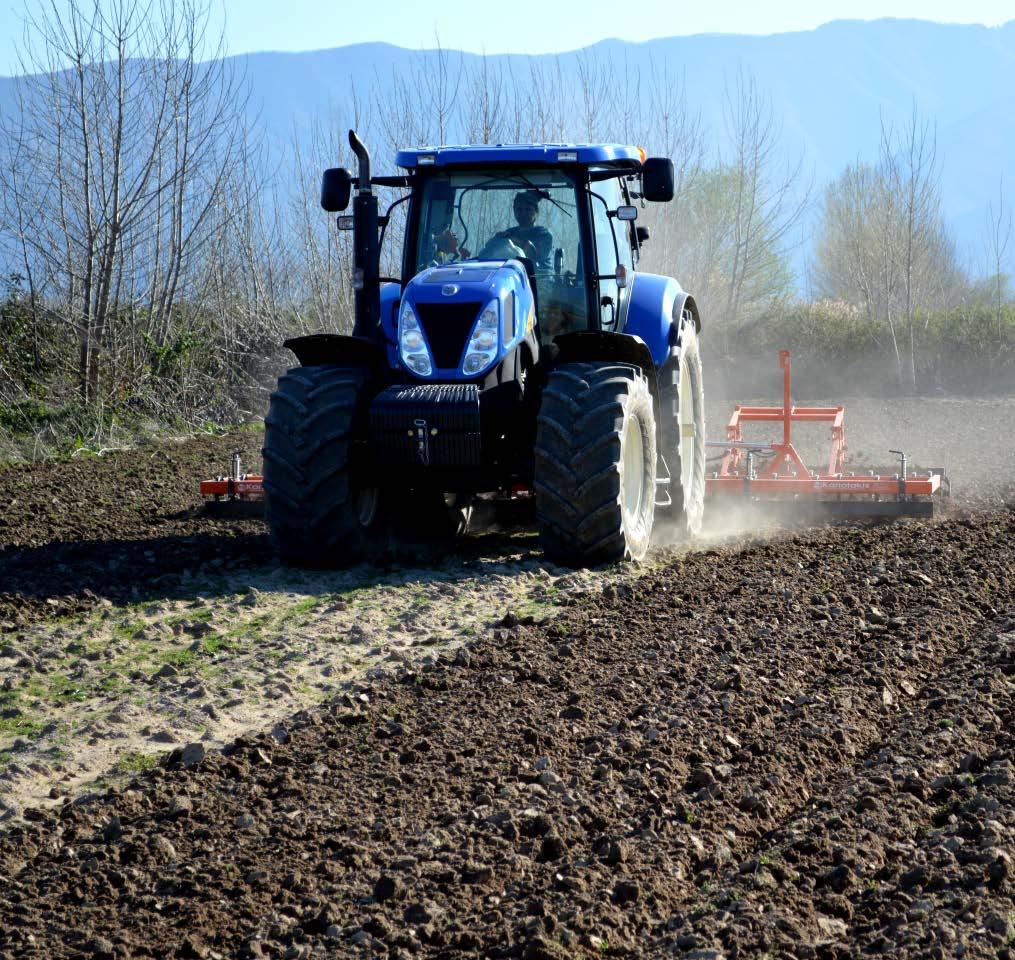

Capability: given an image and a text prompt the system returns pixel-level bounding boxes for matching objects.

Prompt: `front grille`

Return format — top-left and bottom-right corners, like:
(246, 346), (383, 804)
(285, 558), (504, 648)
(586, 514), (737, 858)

(369, 383), (481, 467)
(416, 301), (481, 370)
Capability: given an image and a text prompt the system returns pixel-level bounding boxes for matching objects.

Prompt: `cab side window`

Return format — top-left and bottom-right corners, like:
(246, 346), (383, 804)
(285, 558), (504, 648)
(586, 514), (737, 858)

(591, 179), (626, 331)
(617, 184), (635, 274)
(591, 181), (620, 278)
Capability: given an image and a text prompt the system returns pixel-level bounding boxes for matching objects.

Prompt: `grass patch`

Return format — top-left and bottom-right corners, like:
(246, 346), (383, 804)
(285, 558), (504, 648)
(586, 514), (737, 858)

(96, 673), (130, 694)
(289, 596), (321, 617)
(46, 673), (91, 702)
(21, 678), (47, 700)
(222, 613), (270, 642)
(111, 619), (146, 642)
(202, 635), (236, 655)
(160, 648), (197, 669)
(114, 750), (159, 775)
(0, 713), (43, 738)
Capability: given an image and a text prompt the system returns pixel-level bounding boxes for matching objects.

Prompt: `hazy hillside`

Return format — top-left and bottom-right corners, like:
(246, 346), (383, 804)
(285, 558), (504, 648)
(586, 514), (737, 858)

(212, 18), (1015, 272)
(3, 18), (1014, 273)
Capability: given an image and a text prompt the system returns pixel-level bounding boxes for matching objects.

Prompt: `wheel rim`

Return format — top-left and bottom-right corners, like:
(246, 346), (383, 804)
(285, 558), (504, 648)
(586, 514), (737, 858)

(355, 487), (379, 527)
(622, 414), (645, 523)
(679, 364), (694, 491)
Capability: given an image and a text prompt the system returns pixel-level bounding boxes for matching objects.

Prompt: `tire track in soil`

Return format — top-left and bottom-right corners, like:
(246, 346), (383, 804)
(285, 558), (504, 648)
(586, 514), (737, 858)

(0, 510), (1011, 959)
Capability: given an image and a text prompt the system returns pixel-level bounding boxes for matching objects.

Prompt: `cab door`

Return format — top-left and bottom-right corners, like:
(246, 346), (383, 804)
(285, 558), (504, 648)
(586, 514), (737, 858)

(589, 178), (634, 332)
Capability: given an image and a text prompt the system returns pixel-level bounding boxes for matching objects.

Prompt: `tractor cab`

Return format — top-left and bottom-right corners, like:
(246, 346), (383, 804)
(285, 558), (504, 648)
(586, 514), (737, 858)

(387, 145), (664, 376)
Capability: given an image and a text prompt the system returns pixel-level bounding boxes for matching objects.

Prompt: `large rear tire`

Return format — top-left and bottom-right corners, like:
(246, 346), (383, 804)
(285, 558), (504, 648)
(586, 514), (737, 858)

(261, 365), (380, 567)
(534, 362), (656, 565)
(657, 321), (706, 539)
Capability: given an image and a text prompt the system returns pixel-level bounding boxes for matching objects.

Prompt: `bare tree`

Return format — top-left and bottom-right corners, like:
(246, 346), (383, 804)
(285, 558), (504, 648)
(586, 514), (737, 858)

(811, 106), (963, 389)
(520, 58), (569, 143)
(463, 54), (506, 145)
(885, 106), (942, 390)
(720, 70), (808, 328)
(374, 37), (462, 153)
(642, 60), (703, 202)
(0, 0), (248, 405)
(985, 177), (1012, 352)
(574, 50), (615, 143)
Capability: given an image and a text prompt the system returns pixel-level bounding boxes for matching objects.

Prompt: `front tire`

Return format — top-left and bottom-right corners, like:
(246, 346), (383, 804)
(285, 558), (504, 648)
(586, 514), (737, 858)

(261, 365), (380, 567)
(534, 362), (656, 565)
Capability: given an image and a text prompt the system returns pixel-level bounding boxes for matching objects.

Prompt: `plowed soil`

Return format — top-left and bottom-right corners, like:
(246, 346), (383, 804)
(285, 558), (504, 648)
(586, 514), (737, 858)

(1, 395), (1014, 959)
(0, 432), (269, 629)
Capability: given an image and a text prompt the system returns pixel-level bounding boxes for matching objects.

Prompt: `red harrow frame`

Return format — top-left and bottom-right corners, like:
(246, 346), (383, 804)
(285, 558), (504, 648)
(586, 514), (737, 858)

(199, 452), (264, 516)
(705, 351), (948, 518)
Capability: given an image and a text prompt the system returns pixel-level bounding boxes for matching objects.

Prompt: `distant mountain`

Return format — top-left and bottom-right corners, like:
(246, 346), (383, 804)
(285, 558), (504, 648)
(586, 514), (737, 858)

(3, 19), (1015, 277)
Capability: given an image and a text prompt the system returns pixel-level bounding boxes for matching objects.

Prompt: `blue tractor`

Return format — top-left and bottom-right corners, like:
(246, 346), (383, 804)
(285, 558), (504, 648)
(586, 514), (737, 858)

(262, 132), (706, 566)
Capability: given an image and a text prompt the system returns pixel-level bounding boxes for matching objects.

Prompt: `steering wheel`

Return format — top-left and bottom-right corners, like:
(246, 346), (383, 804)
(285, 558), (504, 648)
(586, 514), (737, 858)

(478, 235), (528, 261)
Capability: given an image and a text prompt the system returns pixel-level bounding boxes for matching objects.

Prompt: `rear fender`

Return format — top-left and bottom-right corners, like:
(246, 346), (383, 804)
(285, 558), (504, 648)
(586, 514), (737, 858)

(675, 293), (701, 335)
(624, 273), (700, 366)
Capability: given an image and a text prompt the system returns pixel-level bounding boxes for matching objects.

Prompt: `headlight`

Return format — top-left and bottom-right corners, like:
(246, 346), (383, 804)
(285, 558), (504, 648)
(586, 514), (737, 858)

(462, 300), (500, 376)
(398, 300), (432, 376)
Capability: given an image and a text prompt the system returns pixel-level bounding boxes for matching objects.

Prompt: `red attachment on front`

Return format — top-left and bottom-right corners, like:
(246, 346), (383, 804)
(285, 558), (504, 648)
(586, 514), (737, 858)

(706, 351), (943, 502)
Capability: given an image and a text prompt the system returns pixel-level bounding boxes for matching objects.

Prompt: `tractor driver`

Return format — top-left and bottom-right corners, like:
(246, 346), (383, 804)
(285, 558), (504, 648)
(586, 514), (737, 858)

(489, 190), (553, 269)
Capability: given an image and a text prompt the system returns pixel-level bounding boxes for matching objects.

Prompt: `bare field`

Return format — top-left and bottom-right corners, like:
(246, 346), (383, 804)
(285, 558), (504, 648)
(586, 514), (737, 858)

(0, 397), (1013, 958)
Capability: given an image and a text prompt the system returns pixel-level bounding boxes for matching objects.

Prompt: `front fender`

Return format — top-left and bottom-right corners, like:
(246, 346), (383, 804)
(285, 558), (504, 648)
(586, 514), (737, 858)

(552, 330), (658, 398)
(283, 334), (387, 371)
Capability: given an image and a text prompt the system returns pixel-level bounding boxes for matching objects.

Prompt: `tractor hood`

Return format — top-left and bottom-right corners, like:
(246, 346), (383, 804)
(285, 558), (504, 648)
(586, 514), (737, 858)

(394, 260), (535, 379)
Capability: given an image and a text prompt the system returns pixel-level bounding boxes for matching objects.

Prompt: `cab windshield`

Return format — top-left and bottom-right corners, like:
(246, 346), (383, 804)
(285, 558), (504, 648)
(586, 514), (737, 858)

(413, 169), (589, 340)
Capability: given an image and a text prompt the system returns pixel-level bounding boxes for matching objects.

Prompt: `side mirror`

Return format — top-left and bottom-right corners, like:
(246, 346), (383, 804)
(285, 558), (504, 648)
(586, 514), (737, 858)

(636, 225), (650, 244)
(321, 167), (352, 212)
(615, 205), (638, 221)
(642, 158), (674, 203)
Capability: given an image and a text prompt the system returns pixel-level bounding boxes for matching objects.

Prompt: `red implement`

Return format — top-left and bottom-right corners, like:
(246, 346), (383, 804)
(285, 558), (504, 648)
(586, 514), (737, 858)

(705, 351), (947, 517)
(200, 451), (264, 516)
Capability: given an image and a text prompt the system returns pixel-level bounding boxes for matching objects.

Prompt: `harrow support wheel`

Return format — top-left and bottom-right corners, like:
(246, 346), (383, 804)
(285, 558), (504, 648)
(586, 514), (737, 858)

(535, 362), (656, 565)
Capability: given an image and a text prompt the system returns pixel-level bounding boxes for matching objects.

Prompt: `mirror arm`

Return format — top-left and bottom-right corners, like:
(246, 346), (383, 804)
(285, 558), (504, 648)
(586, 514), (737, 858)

(371, 175), (411, 188)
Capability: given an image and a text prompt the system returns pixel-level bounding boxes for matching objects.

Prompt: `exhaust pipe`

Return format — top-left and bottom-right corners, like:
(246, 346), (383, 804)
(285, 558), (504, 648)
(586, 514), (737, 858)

(348, 130), (381, 343)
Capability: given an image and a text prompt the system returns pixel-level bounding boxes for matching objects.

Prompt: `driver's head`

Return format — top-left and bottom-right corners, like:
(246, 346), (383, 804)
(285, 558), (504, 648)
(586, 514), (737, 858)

(513, 190), (540, 228)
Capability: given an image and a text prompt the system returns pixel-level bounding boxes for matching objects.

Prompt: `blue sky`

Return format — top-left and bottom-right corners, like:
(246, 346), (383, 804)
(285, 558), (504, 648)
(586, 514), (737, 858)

(1, 0), (1013, 74)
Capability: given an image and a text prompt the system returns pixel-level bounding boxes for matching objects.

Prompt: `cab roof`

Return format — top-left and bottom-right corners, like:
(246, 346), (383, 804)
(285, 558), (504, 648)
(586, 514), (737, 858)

(395, 144), (645, 170)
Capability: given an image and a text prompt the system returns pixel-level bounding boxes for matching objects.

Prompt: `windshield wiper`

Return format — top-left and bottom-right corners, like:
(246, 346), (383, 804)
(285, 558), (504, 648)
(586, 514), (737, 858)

(461, 172), (574, 218)
(506, 172), (574, 218)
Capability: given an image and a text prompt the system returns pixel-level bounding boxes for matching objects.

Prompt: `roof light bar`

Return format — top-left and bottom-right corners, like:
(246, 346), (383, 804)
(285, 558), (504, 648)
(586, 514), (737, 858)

(557, 150), (578, 162)
(417, 154), (436, 165)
